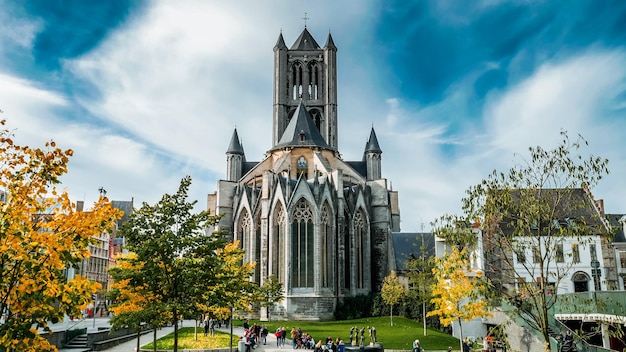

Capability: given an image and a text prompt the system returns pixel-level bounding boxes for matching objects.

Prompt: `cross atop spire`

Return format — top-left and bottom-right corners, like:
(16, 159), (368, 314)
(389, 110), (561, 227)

(302, 12), (309, 28)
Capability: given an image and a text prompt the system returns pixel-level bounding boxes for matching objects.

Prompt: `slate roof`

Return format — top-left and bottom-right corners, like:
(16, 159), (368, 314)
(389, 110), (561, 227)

(364, 127), (382, 153)
(274, 32), (287, 50)
(111, 200), (133, 225)
(391, 232), (435, 271)
(271, 101), (331, 151)
(290, 28), (321, 50)
(227, 128), (245, 155)
(606, 213), (626, 243)
(324, 33), (337, 50)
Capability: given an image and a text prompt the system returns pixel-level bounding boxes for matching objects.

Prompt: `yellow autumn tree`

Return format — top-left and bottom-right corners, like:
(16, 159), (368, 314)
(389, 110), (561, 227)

(0, 119), (121, 351)
(381, 270), (405, 326)
(428, 246), (491, 352)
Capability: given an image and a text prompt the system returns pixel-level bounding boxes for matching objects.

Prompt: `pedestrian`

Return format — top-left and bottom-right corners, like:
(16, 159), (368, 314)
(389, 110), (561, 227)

(209, 317), (215, 337)
(261, 324), (268, 345)
(203, 315), (210, 337)
(413, 339), (422, 352)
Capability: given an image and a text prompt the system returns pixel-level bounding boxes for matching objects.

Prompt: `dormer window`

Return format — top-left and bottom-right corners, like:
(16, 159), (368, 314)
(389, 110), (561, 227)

(299, 130), (306, 141)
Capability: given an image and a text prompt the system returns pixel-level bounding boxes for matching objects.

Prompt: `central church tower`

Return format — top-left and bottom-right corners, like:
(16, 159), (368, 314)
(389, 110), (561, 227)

(209, 27), (401, 321)
(273, 28), (338, 149)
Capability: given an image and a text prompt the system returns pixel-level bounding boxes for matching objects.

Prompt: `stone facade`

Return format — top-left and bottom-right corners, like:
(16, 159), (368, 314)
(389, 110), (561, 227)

(208, 28), (401, 320)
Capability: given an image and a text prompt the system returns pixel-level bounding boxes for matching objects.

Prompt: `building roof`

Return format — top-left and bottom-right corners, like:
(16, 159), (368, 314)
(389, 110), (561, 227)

(324, 32), (337, 50)
(290, 28), (321, 50)
(111, 200), (133, 225)
(606, 213), (626, 243)
(364, 127), (382, 153)
(391, 232), (435, 271)
(274, 32), (287, 50)
(271, 101), (331, 151)
(227, 128), (245, 155)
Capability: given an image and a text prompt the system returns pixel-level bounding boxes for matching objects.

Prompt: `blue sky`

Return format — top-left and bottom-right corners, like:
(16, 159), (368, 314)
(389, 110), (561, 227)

(2, 0), (626, 231)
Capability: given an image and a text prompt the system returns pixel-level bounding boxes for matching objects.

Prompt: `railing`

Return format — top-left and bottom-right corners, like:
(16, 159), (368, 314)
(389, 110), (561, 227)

(62, 327), (87, 345)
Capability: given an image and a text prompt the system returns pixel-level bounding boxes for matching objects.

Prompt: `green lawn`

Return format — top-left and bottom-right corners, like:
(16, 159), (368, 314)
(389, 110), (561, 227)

(144, 317), (460, 351)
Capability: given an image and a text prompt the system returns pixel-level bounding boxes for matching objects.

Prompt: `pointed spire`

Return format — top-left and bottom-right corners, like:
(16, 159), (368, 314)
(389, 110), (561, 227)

(274, 31), (287, 50)
(365, 126), (382, 153)
(324, 32), (337, 50)
(227, 128), (245, 155)
(290, 27), (321, 50)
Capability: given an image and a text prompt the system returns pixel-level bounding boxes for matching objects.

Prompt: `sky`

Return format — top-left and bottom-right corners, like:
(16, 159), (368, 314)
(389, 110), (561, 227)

(2, 0), (626, 232)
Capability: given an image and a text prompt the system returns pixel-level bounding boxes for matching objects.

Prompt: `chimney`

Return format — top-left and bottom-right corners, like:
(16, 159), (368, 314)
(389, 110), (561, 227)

(595, 199), (604, 217)
(76, 201), (84, 212)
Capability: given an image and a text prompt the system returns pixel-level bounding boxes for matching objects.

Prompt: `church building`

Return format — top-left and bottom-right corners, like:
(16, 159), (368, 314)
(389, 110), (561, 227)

(208, 27), (401, 320)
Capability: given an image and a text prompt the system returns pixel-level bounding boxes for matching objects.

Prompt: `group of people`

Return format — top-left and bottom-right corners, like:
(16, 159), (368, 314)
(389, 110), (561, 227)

(242, 319), (270, 351)
(555, 330), (574, 352)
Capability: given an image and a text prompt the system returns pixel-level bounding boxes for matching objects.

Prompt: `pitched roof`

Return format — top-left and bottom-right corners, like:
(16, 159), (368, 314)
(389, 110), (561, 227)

(391, 232), (435, 271)
(290, 28), (321, 50)
(271, 102), (331, 151)
(226, 128), (245, 155)
(364, 127), (382, 153)
(324, 32), (337, 50)
(606, 213), (626, 243)
(274, 32), (287, 50)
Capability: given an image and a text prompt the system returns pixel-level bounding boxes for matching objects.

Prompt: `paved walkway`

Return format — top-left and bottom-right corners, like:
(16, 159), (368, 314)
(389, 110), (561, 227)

(58, 321), (452, 352)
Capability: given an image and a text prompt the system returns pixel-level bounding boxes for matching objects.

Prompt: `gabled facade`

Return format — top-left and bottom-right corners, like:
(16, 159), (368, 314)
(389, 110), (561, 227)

(208, 28), (401, 320)
(483, 188), (617, 296)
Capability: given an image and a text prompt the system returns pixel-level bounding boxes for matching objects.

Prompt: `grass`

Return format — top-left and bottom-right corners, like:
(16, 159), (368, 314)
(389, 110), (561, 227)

(142, 328), (234, 350)
(143, 317), (460, 351)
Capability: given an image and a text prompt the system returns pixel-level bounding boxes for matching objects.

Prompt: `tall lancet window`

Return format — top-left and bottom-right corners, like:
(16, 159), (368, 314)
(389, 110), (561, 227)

(310, 110), (322, 132)
(354, 210), (366, 289)
(291, 199), (314, 288)
(272, 205), (286, 283)
(321, 203), (332, 288)
(307, 61), (319, 100)
(240, 210), (252, 264)
(292, 62), (303, 99)
(254, 213), (262, 283)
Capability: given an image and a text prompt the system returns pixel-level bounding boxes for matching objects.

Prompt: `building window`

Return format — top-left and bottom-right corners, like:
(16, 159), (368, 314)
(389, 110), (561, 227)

(291, 199), (314, 288)
(272, 206), (285, 283)
(354, 209), (366, 289)
(590, 243), (597, 261)
(532, 246), (541, 264)
(620, 250), (626, 269)
(296, 156), (308, 176)
(556, 243), (564, 263)
(321, 203), (332, 288)
(516, 249), (526, 264)
(572, 243), (580, 264)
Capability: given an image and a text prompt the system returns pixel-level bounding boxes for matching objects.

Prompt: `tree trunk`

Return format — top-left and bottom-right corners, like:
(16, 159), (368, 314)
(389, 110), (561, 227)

(173, 308), (179, 352)
(422, 301), (427, 336)
(458, 318), (463, 352)
(153, 327), (157, 352)
(136, 327), (141, 352)
(390, 305), (394, 326)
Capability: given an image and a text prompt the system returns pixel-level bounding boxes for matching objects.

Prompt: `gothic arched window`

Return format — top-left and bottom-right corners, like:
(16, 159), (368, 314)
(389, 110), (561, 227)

(292, 62), (304, 99)
(239, 210), (251, 264)
(310, 109), (322, 132)
(321, 203), (333, 288)
(354, 209), (366, 289)
(307, 61), (319, 99)
(291, 199), (314, 288)
(272, 205), (286, 283)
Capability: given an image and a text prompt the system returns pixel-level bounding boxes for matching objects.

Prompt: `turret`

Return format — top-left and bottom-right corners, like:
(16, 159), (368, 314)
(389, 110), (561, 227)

(364, 127), (382, 180)
(226, 128), (245, 181)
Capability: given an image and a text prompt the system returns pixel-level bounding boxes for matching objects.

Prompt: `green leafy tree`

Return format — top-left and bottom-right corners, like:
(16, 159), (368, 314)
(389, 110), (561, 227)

(0, 119), (121, 351)
(406, 241), (434, 336)
(439, 132), (610, 351)
(114, 176), (229, 352)
(427, 246), (491, 352)
(381, 270), (405, 326)
(258, 275), (284, 322)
